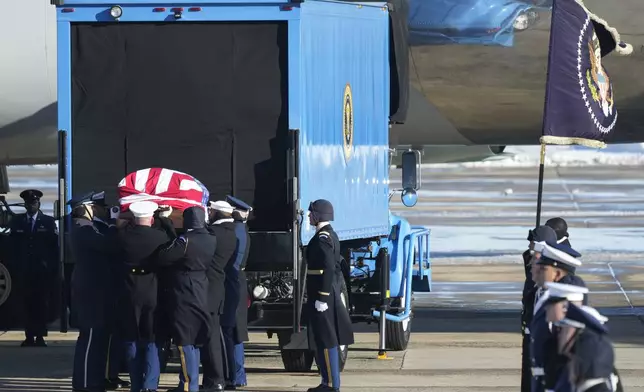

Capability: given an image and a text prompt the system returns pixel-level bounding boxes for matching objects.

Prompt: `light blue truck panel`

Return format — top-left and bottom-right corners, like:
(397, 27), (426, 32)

(298, 0), (391, 245)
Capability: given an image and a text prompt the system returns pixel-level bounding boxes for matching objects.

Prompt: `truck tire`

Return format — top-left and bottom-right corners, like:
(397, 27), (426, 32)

(280, 349), (314, 372)
(338, 279), (349, 371)
(385, 312), (412, 351)
(277, 331), (314, 372)
(0, 262), (11, 307)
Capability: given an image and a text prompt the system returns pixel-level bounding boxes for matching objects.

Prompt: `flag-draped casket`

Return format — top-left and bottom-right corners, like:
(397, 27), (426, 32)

(117, 168), (210, 212)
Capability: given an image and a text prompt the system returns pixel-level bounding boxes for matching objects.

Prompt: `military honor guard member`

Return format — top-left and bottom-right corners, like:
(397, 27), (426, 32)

(200, 200), (238, 391)
(67, 191), (121, 392)
(546, 284), (616, 392)
(9, 189), (58, 347)
(530, 241), (585, 392)
(225, 195), (252, 388)
(91, 201), (130, 391)
(118, 201), (173, 392)
(156, 206), (214, 392)
(521, 226), (558, 392)
(542, 282), (589, 392)
(305, 200), (354, 392)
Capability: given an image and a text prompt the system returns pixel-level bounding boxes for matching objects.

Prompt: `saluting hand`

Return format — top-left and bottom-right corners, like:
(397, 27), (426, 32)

(315, 300), (328, 312)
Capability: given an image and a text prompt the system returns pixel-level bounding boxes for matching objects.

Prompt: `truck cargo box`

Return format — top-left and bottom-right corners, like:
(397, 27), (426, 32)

(57, 0), (391, 246)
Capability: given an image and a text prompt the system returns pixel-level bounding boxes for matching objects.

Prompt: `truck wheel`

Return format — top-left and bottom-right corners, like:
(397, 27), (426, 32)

(385, 312), (412, 351)
(280, 349), (314, 372)
(158, 340), (173, 373)
(0, 262), (11, 307)
(338, 280), (349, 371)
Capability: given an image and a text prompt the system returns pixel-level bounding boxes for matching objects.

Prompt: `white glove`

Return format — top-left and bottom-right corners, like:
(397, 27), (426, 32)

(110, 206), (121, 220)
(315, 300), (328, 312)
(158, 205), (173, 218)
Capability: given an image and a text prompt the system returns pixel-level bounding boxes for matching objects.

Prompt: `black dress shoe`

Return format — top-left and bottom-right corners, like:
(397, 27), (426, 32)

(200, 383), (224, 391)
(20, 338), (35, 347)
(307, 385), (338, 392)
(105, 377), (130, 390)
(34, 337), (47, 347)
(224, 384), (236, 391)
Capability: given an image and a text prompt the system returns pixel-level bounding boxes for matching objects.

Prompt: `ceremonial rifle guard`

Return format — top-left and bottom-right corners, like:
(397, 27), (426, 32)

(68, 191), (121, 392)
(305, 200), (354, 392)
(530, 242), (585, 392)
(9, 189), (58, 347)
(521, 226), (558, 392)
(118, 201), (173, 392)
(225, 195), (252, 388)
(156, 206), (214, 392)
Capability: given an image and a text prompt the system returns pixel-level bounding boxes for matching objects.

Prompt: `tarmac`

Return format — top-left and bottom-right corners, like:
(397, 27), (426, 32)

(1, 259), (643, 392)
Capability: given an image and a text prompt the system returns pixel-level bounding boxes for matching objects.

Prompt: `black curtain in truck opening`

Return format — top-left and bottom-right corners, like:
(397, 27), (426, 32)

(71, 22), (289, 231)
(389, 0), (410, 124)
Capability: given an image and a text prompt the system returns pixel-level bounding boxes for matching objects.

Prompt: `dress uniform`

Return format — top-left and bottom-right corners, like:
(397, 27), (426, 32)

(305, 200), (354, 392)
(9, 189), (58, 347)
(156, 206), (214, 392)
(225, 195), (252, 388)
(521, 226), (557, 392)
(92, 211), (130, 391)
(68, 191), (121, 392)
(541, 281), (589, 392)
(201, 200), (237, 391)
(530, 242), (584, 392)
(553, 301), (616, 392)
(118, 201), (173, 392)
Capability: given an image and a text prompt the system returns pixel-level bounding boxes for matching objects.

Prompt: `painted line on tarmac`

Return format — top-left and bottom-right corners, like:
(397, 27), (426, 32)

(607, 262), (644, 321)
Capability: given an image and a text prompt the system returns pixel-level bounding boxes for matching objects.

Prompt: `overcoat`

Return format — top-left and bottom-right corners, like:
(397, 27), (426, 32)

(305, 225), (354, 350)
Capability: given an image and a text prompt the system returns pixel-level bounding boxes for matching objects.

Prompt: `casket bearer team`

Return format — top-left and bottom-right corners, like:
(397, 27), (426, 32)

(67, 191), (122, 392)
(224, 195), (252, 389)
(116, 201), (173, 392)
(200, 200), (237, 392)
(305, 200), (354, 392)
(155, 206), (214, 392)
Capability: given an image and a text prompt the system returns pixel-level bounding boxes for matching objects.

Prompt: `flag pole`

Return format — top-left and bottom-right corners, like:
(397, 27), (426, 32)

(535, 143), (547, 228)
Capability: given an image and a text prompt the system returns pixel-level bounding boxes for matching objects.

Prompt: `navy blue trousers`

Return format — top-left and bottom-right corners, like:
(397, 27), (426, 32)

(220, 326), (236, 384)
(177, 345), (201, 392)
(72, 327), (109, 391)
(234, 343), (247, 386)
(125, 341), (160, 392)
(105, 334), (124, 380)
(315, 346), (340, 389)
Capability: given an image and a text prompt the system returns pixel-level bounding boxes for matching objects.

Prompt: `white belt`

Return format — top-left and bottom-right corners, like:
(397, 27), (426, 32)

(577, 378), (610, 392)
(531, 367), (544, 377)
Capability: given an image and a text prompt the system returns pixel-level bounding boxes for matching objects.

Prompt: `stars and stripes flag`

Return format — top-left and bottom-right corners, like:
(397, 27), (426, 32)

(117, 168), (210, 212)
(541, 0), (632, 148)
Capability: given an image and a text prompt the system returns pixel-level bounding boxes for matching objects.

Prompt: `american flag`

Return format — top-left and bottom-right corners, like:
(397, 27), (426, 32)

(117, 168), (210, 212)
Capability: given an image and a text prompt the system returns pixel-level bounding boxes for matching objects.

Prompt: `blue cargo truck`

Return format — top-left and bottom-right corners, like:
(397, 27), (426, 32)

(51, 0), (431, 372)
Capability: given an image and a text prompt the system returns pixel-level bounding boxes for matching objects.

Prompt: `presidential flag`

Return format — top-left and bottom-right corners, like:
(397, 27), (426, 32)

(118, 168), (210, 212)
(541, 0), (633, 148)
